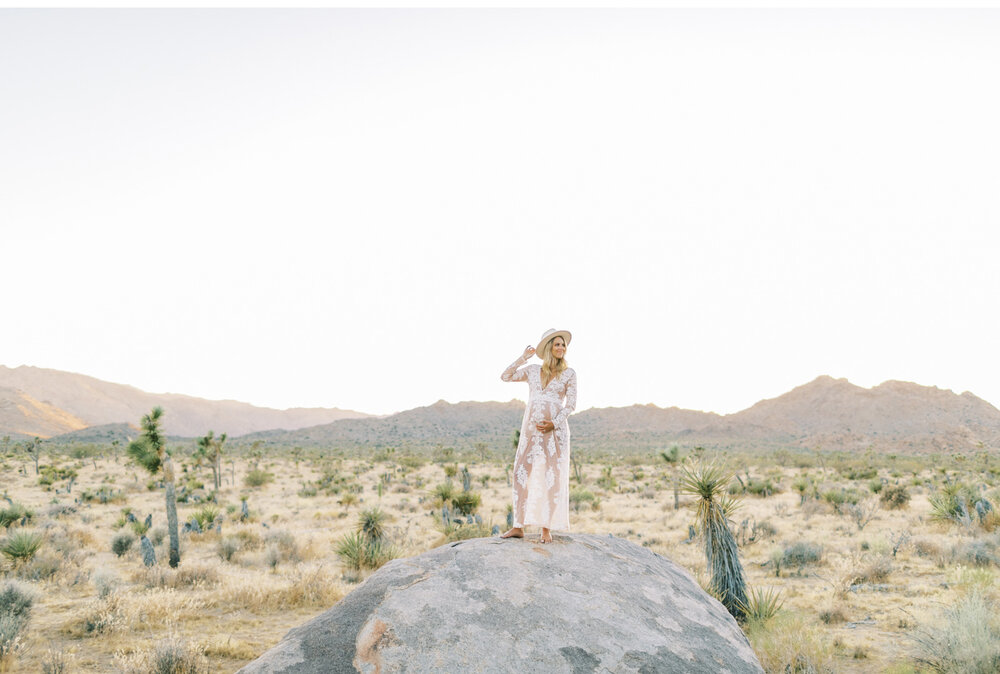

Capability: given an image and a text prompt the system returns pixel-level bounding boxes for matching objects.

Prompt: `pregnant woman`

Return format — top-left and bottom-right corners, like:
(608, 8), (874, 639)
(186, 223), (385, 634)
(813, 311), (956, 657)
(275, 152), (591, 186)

(500, 328), (578, 544)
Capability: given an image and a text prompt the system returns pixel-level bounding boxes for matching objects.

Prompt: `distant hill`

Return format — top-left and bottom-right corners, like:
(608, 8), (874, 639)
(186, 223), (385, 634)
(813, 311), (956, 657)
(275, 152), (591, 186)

(244, 400), (525, 450)
(3, 365), (999, 455)
(242, 376), (1000, 455)
(0, 365), (371, 438)
(725, 375), (1000, 452)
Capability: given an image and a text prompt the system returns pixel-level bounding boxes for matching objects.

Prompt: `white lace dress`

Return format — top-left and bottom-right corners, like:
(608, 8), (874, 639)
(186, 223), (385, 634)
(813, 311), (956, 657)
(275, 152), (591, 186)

(501, 355), (578, 531)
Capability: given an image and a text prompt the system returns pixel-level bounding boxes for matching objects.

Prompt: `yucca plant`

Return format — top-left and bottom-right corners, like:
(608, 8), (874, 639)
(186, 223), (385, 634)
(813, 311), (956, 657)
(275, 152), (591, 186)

(0, 530), (43, 563)
(738, 586), (784, 624)
(335, 531), (366, 571)
(680, 461), (749, 622)
(358, 507), (388, 543)
(336, 508), (397, 572)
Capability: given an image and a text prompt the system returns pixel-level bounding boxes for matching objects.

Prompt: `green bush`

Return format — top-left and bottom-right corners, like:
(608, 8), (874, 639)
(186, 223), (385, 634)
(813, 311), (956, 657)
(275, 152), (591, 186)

(746, 479), (779, 497)
(822, 488), (862, 513)
(431, 481), (456, 505)
(1, 530), (43, 563)
(0, 504), (32, 529)
(569, 488), (599, 513)
(880, 484), (911, 510)
(243, 469), (273, 488)
(111, 532), (134, 558)
(451, 491), (481, 516)
(782, 541), (822, 567)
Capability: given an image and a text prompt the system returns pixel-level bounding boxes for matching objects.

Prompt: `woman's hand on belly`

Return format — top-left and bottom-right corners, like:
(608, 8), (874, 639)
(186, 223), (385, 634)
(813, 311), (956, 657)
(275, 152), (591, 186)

(535, 420), (555, 433)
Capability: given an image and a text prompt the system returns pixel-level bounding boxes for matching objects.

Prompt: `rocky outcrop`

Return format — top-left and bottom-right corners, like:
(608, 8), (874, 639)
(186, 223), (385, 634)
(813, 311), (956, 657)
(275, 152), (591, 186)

(239, 533), (763, 674)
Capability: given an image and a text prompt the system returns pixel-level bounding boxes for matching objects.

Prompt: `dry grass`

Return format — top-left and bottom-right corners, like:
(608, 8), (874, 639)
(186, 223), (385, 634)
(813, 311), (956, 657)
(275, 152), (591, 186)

(0, 452), (997, 671)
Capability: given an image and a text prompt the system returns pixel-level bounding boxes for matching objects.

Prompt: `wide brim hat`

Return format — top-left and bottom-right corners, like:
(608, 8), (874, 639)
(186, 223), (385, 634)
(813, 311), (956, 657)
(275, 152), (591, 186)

(535, 328), (572, 358)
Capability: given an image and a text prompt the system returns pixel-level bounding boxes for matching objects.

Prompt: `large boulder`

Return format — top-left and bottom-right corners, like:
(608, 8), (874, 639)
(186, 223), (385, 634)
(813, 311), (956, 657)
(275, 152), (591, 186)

(239, 533), (763, 673)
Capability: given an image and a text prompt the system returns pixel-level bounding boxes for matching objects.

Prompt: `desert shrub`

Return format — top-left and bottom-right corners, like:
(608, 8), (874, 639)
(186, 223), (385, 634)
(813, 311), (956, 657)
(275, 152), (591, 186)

(111, 532), (135, 557)
(172, 565), (219, 588)
(953, 540), (1000, 568)
(117, 636), (207, 674)
(40, 647), (72, 674)
(0, 503), (32, 529)
(1, 530), (43, 562)
(819, 604), (847, 624)
(338, 492), (358, 507)
(912, 591), (1000, 673)
(443, 464), (458, 478)
(0, 581), (35, 664)
(93, 570), (119, 599)
(569, 488), (599, 513)
(947, 565), (996, 594)
(0, 581), (34, 624)
(451, 491), (481, 515)
(847, 555), (893, 586)
(913, 538), (943, 559)
(746, 478), (780, 497)
(244, 469), (273, 488)
(783, 541), (822, 568)
(881, 484), (911, 509)
(441, 521), (493, 542)
(16, 552), (61, 581)
(868, 478), (885, 494)
(840, 464), (877, 480)
(431, 481), (456, 505)
(263, 530), (300, 564)
(822, 488), (862, 513)
(398, 456), (425, 469)
(217, 536), (241, 562)
(233, 528), (263, 551)
(297, 484), (318, 498)
(149, 527), (167, 546)
(45, 504), (76, 518)
(746, 611), (834, 673)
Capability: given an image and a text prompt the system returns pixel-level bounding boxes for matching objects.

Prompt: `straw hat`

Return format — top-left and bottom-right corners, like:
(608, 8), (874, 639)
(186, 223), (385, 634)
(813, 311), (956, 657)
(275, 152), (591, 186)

(535, 328), (572, 358)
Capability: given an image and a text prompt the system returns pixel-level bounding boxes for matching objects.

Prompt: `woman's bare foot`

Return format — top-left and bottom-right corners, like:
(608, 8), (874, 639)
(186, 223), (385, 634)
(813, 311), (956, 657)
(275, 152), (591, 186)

(500, 527), (524, 539)
(539, 528), (552, 544)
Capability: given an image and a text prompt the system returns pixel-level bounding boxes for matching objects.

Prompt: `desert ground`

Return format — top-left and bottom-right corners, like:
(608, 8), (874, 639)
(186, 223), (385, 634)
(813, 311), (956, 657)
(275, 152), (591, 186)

(1, 445), (998, 673)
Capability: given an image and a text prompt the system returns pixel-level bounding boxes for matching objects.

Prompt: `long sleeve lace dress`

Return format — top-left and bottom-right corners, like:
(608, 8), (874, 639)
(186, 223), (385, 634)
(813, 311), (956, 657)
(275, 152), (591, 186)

(501, 354), (578, 531)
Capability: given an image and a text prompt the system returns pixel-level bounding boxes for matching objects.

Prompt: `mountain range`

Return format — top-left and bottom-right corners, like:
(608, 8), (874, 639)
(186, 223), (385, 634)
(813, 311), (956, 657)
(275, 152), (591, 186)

(0, 365), (369, 439)
(2, 365), (999, 454)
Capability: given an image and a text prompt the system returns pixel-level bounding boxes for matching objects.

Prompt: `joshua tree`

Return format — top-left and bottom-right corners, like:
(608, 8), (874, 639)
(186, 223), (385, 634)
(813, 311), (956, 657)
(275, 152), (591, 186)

(25, 437), (42, 475)
(195, 430), (227, 491)
(128, 407), (180, 567)
(680, 461), (748, 622)
(659, 445), (683, 510)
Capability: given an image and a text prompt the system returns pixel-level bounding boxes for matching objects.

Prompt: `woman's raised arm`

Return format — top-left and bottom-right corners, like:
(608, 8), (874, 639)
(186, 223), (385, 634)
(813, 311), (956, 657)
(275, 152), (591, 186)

(501, 352), (531, 383)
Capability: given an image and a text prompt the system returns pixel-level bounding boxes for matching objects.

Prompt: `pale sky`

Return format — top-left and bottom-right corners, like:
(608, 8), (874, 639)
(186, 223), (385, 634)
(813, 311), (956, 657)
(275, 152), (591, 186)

(2, 9), (999, 417)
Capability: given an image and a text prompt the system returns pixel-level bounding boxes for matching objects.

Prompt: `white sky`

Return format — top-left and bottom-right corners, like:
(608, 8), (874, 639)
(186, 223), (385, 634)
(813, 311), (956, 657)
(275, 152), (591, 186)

(2, 9), (999, 417)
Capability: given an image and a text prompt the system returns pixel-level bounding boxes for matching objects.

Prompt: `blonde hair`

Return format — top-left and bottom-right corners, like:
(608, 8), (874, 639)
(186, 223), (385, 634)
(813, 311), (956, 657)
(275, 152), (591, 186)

(540, 337), (568, 388)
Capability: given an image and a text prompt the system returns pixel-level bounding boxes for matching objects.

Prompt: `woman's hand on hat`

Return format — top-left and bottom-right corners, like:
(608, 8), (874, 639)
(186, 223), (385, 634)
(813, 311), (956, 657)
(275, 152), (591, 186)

(522, 346), (535, 359)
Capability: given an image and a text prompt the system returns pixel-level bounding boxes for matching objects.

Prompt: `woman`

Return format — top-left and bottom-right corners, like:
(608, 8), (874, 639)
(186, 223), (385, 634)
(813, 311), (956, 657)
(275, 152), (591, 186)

(499, 328), (577, 544)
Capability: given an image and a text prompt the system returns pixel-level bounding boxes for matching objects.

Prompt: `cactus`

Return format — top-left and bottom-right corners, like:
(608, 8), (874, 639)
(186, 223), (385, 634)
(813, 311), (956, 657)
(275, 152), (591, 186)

(141, 535), (156, 566)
